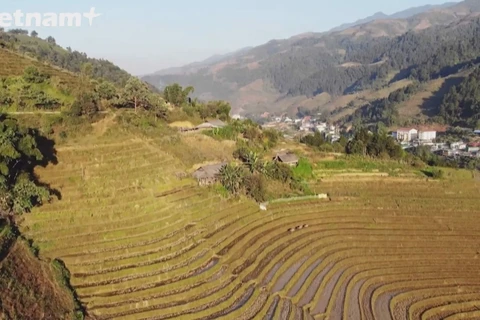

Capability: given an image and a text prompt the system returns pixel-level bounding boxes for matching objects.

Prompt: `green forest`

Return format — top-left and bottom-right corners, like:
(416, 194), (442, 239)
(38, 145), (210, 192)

(440, 67), (480, 127)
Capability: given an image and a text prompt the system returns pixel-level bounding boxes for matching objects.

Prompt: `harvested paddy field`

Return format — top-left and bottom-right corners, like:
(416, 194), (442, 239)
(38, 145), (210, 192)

(22, 132), (480, 319)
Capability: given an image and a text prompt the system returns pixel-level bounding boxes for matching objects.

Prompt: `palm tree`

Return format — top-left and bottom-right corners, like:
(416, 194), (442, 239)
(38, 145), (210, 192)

(219, 164), (244, 195)
(245, 151), (260, 173)
(257, 160), (271, 176)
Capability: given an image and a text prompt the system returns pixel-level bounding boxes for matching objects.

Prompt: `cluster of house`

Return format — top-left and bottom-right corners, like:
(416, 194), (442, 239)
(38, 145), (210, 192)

(433, 141), (480, 158)
(392, 127), (480, 158)
(192, 150), (299, 186)
(263, 113), (341, 141)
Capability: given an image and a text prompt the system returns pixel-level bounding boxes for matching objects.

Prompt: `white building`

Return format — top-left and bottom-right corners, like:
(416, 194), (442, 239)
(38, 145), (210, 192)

(418, 131), (436, 141)
(450, 141), (467, 150)
(316, 122), (328, 133)
(393, 128), (418, 142)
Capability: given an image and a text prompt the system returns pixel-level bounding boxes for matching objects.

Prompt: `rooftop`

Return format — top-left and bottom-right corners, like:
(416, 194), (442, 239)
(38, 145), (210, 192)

(274, 151), (299, 164)
(192, 162), (227, 180)
(396, 128), (418, 132)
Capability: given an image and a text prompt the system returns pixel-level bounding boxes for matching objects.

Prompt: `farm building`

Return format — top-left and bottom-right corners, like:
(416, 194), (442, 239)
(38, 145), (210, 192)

(192, 163), (227, 186)
(195, 120), (226, 130)
(273, 151), (299, 167)
(393, 128), (418, 142)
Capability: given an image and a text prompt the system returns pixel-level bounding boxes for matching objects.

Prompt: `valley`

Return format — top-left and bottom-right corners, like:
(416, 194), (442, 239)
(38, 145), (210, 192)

(18, 116), (480, 320)
(1, 1), (480, 319)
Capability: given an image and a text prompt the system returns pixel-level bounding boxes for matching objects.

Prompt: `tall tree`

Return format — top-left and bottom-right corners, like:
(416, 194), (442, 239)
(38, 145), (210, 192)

(123, 77), (149, 113)
(163, 83), (194, 107)
(0, 115), (52, 215)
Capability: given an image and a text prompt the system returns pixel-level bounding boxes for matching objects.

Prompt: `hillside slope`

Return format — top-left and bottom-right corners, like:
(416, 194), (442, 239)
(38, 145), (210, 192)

(143, 0), (480, 117)
(0, 221), (80, 319)
(0, 30), (131, 87)
(14, 112), (480, 319)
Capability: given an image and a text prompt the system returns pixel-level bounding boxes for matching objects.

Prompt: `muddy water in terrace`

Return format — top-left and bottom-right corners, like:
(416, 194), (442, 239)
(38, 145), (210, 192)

(272, 256), (309, 292)
(288, 258), (323, 297)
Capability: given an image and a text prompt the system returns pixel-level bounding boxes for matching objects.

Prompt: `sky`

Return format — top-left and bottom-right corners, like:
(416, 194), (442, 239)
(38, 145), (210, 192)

(3, 0), (461, 75)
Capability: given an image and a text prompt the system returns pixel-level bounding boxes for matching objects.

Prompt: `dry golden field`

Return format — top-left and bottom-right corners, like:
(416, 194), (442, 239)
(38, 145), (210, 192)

(21, 127), (480, 320)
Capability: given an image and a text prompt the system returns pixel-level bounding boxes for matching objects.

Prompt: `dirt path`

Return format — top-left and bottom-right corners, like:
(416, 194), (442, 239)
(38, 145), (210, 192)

(4, 111), (62, 115)
(91, 113), (117, 136)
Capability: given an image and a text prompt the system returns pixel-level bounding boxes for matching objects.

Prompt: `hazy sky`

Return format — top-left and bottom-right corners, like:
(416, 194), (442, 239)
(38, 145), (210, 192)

(3, 0), (460, 75)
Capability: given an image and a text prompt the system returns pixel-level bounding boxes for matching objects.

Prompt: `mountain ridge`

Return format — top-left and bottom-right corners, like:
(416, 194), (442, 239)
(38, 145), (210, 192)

(143, 0), (480, 116)
(330, 2), (458, 31)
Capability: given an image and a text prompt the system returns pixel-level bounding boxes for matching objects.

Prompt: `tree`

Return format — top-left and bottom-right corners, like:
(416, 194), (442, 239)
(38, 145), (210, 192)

(96, 81), (117, 100)
(0, 115), (52, 215)
(346, 139), (366, 156)
(244, 151), (260, 173)
(46, 36), (56, 45)
(31, 30), (38, 38)
(70, 92), (98, 117)
(243, 174), (267, 202)
(219, 164), (244, 195)
(163, 83), (194, 107)
(9, 29), (28, 35)
(147, 93), (167, 121)
(123, 77), (149, 113)
(23, 66), (50, 84)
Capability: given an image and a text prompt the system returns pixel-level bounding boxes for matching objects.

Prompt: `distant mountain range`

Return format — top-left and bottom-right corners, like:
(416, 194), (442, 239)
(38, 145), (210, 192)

(329, 2), (458, 31)
(152, 47), (253, 76)
(143, 0), (480, 116)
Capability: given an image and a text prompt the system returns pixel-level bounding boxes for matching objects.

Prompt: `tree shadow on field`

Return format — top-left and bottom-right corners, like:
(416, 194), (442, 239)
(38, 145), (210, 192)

(28, 128), (62, 202)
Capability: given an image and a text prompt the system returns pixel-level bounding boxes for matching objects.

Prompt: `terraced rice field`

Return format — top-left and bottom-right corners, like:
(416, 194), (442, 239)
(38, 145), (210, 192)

(22, 133), (480, 319)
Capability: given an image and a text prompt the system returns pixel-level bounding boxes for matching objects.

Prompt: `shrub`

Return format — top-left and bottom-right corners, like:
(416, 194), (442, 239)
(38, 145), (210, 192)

(23, 66), (50, 84)
(432, 168), (444, 179)
(266, 162), (294, 183)
(219, 164), (245, 195)
(243, 174), (267, 203)
(411, 158), (426, 169)
(293, 158), (313, 179)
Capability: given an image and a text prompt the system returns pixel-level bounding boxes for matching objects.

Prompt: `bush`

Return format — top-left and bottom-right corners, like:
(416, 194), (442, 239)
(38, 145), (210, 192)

(266, 162), (294, 183)
(432, 168), (444, 179)
(293, 158), (313, 179)
(410, 158), (426, 169)
(23, 66), (50, 84)
(243, 174), (267, 203)
(69, 92), (98, 117)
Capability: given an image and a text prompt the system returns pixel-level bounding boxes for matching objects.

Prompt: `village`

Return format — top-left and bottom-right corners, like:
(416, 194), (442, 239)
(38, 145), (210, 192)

(185, 114), (480, 187)
(249, 112), (342, 142)
(393, 127), (480, 159)
(238, 112), (480, 159)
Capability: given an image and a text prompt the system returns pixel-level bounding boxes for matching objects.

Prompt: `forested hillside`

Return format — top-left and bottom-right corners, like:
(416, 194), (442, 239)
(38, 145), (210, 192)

(143, 0), (480, 119)
(0, 29), (170, 119)
(0, 29), (130, 86)
(440, 67), (480, 127)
